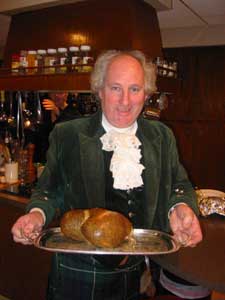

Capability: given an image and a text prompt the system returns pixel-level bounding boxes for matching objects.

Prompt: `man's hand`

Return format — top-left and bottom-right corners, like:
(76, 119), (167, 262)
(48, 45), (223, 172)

(11, 211), (44, 245)
(169, 204), (203, 247)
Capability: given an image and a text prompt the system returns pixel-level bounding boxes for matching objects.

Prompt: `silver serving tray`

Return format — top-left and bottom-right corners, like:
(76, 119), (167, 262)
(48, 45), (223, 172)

(34, 227), (180, 255)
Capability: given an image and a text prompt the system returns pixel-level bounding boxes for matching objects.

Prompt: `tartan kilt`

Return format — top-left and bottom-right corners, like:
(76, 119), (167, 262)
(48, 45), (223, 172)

(46, 252), (145, 300)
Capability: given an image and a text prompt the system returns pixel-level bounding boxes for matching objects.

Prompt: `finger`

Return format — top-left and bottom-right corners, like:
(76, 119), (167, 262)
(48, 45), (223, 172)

(174, 230), (190, 247)
(23, 223), (37, 237)
(13, 234), (33, 245)
(43, 104), (53, 109)
(182, 228), (202, 247)
(182, 214), (193, 229)
(11, 226), (23, 239)
(23, 229), (40, 241)
(188, 232), (202, 246)
(42, 99), (52, 103)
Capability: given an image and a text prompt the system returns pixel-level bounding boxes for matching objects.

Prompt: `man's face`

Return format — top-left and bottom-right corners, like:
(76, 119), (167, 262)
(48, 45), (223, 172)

(99, 55), (146, 128)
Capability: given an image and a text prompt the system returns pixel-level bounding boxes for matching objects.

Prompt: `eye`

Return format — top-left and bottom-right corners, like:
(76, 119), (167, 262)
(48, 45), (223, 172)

(129, 86), (141, 93)
(111, 85), (121, 92)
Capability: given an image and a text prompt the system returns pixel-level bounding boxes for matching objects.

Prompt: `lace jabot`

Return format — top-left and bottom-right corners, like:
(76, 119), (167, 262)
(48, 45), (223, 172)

(100, 115), (145, 190)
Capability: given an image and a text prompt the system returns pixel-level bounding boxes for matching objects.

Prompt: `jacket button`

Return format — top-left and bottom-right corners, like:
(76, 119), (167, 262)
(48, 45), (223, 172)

(128, 212), (135, 218)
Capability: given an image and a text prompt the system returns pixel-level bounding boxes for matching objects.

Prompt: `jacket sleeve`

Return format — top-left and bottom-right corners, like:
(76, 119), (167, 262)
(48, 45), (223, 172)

(26, 125), (65, 226)
(166, 128), (199, 216)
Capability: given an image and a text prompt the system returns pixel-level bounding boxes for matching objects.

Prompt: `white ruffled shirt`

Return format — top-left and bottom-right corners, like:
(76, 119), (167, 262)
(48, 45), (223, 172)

(101, 114), (145, 190)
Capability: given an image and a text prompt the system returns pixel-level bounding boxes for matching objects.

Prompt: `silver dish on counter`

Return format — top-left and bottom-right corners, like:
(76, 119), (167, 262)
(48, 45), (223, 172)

(196, 189), (225, 217)
(34, 227), (180, 255)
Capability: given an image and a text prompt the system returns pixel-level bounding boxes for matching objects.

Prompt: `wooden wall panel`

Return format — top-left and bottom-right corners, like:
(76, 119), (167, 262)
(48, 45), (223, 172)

(162, 46), (225, 191)
(191, 121), (225, 190)
(162, 46), (225, 121)
(165, 120), (225, 191)
(0, 200), (52, 300)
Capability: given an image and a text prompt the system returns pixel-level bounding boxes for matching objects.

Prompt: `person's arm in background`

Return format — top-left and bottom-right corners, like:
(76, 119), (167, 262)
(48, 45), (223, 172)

(42, 99), (60, 123)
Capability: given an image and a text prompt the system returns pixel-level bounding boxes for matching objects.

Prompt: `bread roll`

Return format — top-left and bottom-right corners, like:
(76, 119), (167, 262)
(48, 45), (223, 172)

(60, 208), (132, 248)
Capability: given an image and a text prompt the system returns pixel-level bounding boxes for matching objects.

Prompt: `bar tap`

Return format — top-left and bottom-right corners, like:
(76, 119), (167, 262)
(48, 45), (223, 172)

(36, 91), (43, 125)
(7, 91), (16, 127)
(16, 91), (25, 148)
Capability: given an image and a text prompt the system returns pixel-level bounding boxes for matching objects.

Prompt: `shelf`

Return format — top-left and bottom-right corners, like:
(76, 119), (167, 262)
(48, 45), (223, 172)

(156, 76), (181, 94)
(0, 70), (180, 93)
(0, 72), (91, 91)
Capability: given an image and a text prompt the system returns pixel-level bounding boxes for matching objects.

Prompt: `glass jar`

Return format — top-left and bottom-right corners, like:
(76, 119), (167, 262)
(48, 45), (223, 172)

(162, 59), (168, 77)
(27, 50), (37, 74)
(68, 46), (81, 72)
(44, 48), (57, 74)
(19, 50), (28, 75)
(37, 49), (47, 74)
(80, 45), (94, 72)
(57, 47), (68, 73)
(11, 54), (20, 74)
(172, 61), (178, 78)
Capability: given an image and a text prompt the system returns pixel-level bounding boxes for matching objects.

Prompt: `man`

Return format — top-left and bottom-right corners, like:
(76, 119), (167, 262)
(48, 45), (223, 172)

(43, 92), (81, 124)
(11, 50), (202, 300)
(43, 92), (68, 123)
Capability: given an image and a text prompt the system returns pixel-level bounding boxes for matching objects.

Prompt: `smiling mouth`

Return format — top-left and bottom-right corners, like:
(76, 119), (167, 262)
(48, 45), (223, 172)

(117, 108), (131, 113)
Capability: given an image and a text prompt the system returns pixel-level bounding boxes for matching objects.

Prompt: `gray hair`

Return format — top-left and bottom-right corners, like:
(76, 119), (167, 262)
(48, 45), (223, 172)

(90, 50), (157, 95)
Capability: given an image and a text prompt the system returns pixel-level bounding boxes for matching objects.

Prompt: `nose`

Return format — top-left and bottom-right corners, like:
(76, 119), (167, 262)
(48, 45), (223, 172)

(120, 89), (130, 106)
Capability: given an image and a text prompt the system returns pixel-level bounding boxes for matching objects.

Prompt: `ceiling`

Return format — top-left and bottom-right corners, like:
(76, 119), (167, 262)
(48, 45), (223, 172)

(0, 0), (225, 58)
(158, 0), (225, 47)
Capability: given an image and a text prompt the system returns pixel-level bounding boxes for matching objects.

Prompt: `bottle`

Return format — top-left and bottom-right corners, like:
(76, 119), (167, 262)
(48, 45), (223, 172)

(4, 129), (11, 148)
(19, 50), (28, 74)
(4, 130), (11, 162)
(36, 49), (47, 74)
(57, 47), (68, 73)
(67, 46), (81, 72)
(44, 48), (57, 74)
(162, 59), (168, 77)
(26, 143), (36, 183)
(172, 61), (178, 78)
(18, 148), (28, 186)
(80, 45), (94, 72)
(11, 54), (20, 74)
(155, 56), (163, 76)
(0, 90), (7, 125)
(167, 62), (174, 78)
(27, 50), (37, 74)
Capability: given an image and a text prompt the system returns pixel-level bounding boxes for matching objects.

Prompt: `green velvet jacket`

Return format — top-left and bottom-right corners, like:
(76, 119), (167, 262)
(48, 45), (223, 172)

(27, 110), (198, 232)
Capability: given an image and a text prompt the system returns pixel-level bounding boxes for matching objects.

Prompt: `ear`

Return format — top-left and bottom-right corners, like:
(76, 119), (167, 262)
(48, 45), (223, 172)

(144, 94), (149, 101)
(98, 89), (103, 100)
(144, 94), (150, 105)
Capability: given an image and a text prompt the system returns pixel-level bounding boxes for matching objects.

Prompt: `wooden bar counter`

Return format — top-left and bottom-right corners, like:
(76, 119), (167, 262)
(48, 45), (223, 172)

(1, 184), (224, 298)
(0, 187), (52, 300)
(152, 215), (225, 293)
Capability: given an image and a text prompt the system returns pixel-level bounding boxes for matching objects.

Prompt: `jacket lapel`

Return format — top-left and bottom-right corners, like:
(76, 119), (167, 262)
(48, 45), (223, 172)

(138, 119), (162, 228)
(79, 113), (106, 208)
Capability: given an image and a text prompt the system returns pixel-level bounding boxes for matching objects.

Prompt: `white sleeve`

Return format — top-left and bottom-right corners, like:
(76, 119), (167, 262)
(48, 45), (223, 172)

(29, 208), (46, 225)
(168, 202), (188, 219)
